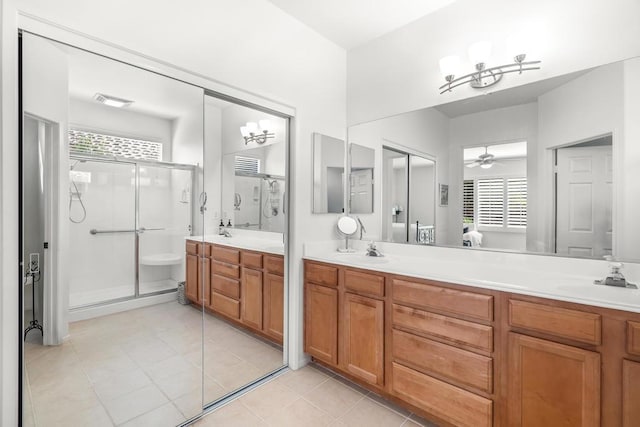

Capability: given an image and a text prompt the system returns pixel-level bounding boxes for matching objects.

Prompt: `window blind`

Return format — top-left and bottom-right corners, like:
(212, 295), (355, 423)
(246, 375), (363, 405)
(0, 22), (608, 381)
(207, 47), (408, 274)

(69, 129), (163, 161)
(463, 179), (475, 220)
(235, 156), (261, 174)
(477, 178), (504, 226)
(507, 178), (527, 227)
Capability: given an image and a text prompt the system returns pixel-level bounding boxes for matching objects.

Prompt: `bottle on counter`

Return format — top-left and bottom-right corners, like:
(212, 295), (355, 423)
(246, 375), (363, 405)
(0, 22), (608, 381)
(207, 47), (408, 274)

(218, 219), (225, 235)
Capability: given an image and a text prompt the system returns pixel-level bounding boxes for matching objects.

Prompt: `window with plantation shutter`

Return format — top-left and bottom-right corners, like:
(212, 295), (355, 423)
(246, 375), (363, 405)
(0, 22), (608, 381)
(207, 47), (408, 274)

(463, 179), (475, 220)
(507, 178), (527, 227)
(235, 156), (261, 174)
(477, 178), (505, 226)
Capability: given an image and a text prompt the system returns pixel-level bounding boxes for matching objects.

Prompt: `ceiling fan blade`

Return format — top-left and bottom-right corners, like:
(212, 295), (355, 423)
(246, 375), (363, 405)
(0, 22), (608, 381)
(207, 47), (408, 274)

(465, 161), (480, 168)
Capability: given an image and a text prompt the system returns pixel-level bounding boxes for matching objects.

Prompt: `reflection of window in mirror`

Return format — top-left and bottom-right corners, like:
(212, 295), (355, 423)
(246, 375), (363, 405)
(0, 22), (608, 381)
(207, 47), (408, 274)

(463, 141), (527, 251)
(554, 134), (612, 259)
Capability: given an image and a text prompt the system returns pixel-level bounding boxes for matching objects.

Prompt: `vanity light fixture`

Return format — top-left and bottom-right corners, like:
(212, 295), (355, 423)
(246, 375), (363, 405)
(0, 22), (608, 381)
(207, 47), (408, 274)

(439, 40), (541, 94)
(240, 120), (274, 145)
(93, 93), (134, 108)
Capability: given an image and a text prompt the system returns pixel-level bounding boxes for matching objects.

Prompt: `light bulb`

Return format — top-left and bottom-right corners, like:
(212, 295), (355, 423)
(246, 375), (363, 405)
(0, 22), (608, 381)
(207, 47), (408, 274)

(468, 41), (492, 66)
(258, 119), (271, 133)
(439, 55), (460, 79)
(480, 162), (493, 169)
(240, 126), (250, 137)
(245, 122), (258, 133)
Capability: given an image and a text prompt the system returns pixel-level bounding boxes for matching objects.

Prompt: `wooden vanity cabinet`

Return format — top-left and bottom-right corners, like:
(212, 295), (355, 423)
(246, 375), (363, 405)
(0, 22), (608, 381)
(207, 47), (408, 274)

(185, 242), (284, 345)
(304, 259), (640, 427)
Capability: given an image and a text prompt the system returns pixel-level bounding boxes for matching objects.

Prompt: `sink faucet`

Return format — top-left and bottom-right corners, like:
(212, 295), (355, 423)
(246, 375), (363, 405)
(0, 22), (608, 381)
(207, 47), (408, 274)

(223, 229), (233, 238)
(594, 256), (637, 288)
(356, 216), (366, 240)
(365, 241), (383, 257)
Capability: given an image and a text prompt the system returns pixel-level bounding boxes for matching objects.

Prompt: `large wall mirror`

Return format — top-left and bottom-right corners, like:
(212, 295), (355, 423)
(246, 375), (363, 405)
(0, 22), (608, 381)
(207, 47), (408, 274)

(349, 56), (640, 262)
(312, 132), (345, 213)
(348, 143), (375, 214)
(21, 32), (288, 426)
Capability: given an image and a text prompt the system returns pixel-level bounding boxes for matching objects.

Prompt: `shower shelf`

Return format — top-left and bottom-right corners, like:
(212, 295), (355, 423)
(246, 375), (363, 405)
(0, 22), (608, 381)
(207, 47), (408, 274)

(139, 253), (183, 266)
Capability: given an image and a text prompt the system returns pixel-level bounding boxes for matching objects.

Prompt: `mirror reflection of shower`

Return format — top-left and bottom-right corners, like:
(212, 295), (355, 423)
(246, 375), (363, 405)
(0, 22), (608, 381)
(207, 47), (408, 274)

(263, 178), (280, 218)
(233, 172), (285, 233)
(69, 160), (88, 223)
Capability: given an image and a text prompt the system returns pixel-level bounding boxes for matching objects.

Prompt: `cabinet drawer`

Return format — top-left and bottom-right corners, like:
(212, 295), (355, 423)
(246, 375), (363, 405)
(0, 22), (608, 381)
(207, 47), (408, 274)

(305, 262), (338, 287)
(186, 241), (198, 255)
(393, 304), (493, 352)
(211, 291), (240, 320)
(212, 245), (240, 264)
(344, 269), (384, 297)
(392, 363), (492, 427)
(393, 329), (493, 393)
(627, 321), (640, 356)
(509, 299), (601, 345)
(241, 251), (263, 269)
(212, 261), (240, 279)
(265, 255), (284, 275)
(393, 278), (493, 321)
(212, 274), (240, 300)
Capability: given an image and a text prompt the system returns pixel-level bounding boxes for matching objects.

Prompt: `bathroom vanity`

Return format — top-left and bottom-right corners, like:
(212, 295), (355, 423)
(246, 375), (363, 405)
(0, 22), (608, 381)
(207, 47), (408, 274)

(186, 237), (284, 344)
(303, 248), (640, 427)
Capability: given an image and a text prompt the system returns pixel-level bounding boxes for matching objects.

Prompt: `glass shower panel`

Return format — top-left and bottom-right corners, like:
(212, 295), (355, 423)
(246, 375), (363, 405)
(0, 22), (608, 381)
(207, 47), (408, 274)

(138, 165), (194, 295)
(68, 159), (136, 307)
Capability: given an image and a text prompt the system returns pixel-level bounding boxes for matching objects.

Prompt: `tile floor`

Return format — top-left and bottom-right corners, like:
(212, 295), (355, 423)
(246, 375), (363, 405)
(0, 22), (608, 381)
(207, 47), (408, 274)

(24, 301), (438, 427)
(23, 301), (283, 426)
(194, 364), (438, 427)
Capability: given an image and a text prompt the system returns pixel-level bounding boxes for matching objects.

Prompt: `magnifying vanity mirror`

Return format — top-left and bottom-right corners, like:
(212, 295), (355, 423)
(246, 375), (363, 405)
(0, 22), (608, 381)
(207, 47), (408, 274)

(312, 132), (345, 213)
(336, 215), (359, 252)
(349, 56), (640, 262)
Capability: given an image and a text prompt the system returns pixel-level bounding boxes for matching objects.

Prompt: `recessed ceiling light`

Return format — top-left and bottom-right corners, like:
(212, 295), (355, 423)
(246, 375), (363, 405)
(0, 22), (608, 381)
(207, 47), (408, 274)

(93, 93), (133, 108)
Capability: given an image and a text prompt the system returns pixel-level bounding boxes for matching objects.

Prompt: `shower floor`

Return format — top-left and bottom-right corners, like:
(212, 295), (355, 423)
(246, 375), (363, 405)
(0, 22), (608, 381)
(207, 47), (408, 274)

(69, 279), (178, 308)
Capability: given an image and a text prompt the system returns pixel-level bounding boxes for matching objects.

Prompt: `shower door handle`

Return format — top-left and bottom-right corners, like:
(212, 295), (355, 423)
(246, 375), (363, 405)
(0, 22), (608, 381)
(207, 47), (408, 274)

(199, 192), (208, 214)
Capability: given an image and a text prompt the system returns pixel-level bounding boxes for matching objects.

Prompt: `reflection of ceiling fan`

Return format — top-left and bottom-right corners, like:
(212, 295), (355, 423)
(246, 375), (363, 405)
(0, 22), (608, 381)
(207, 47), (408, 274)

(466, 146), (497, 169)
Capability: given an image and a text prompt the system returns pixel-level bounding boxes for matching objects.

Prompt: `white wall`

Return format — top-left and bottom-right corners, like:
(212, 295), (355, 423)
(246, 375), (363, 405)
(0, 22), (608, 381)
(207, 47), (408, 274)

(0, 4), (346, 419)
(348, 0), (640, 126)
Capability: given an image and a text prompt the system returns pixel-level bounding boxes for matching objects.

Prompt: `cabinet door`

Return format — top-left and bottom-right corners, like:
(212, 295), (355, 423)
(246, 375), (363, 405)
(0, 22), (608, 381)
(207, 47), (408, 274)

(185, 253), (198, 302)
(264, 273), (284, 343)
(241, 268), (263, 330)
(304, 282), (338, 365)
(508, 333), (600, 427)
(200, 256), (211, 307)
(623, 359), (640, 427)
(343, 293), (384, 386)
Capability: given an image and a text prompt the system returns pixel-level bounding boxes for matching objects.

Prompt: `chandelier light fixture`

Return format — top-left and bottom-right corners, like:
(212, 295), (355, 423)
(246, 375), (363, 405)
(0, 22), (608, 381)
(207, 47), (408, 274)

(439, 38), (541, 94)
(240, 120), (274, 145)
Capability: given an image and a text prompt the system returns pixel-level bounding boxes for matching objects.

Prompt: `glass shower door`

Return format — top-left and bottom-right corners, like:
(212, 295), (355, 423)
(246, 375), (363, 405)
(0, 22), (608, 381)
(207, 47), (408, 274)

(138, 164), (194, 296)
(68, 158), (137, 308)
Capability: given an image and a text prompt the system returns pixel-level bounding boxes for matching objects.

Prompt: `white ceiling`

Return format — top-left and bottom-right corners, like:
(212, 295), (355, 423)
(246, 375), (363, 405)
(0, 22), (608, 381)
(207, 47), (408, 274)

(64, 43), (202, 120)
(267, 0), (456, 50)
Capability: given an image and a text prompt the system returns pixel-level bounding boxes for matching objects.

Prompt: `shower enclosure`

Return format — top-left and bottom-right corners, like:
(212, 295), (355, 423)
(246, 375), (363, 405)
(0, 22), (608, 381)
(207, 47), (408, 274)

(67, 155), (195, 308)
(233, 172), (285, 233)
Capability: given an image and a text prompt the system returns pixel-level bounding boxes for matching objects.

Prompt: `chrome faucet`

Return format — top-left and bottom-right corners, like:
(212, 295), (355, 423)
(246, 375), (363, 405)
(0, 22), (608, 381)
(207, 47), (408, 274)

(594, 256), (637, 288)
(365, 241), (383, 257)
(223, 229), (233, 238)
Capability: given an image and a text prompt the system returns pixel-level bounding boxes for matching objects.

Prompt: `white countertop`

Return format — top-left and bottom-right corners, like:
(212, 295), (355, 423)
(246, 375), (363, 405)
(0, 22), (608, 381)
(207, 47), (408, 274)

(304, 240), (640, 314)
(187, 229), (284, 255)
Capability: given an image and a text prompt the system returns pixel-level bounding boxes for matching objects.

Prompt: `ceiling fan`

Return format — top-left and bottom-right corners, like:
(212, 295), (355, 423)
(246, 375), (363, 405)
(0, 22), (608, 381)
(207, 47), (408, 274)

(466, 146), (497, 169)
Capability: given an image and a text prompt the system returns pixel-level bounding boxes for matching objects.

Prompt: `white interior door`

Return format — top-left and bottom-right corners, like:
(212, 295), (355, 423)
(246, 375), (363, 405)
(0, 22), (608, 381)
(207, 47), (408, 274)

(556, 145), (612, 258)
(350, 168), (373, 213)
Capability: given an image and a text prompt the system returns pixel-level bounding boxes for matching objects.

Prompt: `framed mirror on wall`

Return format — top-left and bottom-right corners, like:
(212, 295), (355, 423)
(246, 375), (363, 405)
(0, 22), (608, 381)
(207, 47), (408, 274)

(312, 132), (345, 214)
(348, 56), (640, 262)
(20, 31), (290, 427)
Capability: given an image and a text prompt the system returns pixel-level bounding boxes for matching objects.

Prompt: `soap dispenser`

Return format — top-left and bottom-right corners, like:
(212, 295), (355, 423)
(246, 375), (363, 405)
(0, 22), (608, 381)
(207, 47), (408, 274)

(218, 219), (225, 235)
(227, 219), (232, 227)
